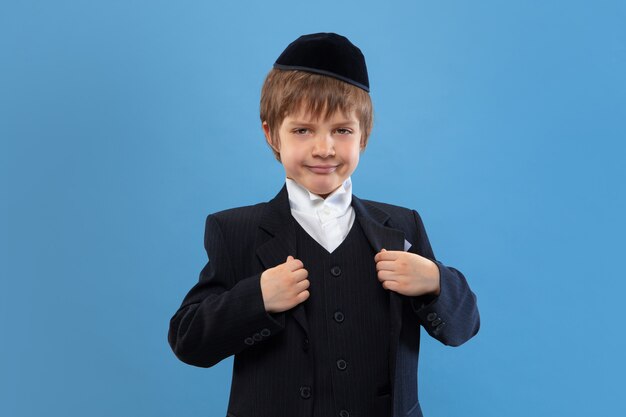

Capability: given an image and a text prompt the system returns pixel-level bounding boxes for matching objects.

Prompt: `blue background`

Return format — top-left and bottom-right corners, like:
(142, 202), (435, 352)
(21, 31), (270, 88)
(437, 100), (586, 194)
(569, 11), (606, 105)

(2, 1), (625, 416)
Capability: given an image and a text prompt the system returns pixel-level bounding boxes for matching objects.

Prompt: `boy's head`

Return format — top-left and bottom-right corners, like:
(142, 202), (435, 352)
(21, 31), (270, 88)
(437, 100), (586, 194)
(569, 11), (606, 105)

(260, 33), (373, 197)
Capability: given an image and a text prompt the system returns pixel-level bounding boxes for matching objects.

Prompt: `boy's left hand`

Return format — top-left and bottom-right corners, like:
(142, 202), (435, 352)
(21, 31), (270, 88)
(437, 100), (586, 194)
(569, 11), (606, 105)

(374, 249), (441, 297)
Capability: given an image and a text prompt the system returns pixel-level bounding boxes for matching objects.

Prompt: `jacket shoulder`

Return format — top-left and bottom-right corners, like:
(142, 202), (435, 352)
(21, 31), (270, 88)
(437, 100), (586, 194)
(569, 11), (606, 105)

(356, 197), (425, 244)
(358, 198), (417, 218)
(203, 201), (269, 243)
(209, 201), (267, 223)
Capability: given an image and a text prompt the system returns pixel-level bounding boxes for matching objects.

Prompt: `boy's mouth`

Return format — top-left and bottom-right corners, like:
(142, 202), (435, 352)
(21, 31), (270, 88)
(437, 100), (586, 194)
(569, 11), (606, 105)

(306, 165), (338, 174)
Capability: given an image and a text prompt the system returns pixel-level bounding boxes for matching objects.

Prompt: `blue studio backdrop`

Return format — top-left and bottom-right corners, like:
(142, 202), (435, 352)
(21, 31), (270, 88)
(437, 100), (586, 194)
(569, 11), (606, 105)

(2, 1), (625, 416)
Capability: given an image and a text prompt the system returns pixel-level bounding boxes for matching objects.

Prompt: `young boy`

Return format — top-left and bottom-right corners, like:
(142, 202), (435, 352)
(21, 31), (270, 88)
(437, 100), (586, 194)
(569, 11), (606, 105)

(168, 33), (479, 417)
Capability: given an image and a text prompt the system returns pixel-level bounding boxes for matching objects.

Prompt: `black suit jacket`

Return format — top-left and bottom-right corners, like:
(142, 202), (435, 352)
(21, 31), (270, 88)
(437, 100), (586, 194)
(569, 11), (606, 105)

(168, 185), (480, 417)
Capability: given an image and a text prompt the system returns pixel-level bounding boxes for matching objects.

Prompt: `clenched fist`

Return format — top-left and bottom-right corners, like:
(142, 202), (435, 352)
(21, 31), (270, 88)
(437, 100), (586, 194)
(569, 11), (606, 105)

(260, 256), (310, 313)
(374, 249), (441, 297)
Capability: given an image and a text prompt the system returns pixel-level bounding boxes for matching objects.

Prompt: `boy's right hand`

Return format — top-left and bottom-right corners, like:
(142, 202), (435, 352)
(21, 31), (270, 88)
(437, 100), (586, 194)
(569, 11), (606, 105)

(260, 256), (310, 313)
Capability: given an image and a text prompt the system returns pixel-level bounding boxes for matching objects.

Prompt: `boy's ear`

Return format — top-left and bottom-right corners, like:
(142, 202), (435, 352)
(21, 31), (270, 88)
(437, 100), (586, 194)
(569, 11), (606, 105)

(262, 121), (280, 153)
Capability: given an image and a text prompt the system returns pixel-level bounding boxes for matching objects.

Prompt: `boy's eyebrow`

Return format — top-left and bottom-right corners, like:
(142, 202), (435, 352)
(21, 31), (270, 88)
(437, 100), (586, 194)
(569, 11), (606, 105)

(286, 119), (359, 126)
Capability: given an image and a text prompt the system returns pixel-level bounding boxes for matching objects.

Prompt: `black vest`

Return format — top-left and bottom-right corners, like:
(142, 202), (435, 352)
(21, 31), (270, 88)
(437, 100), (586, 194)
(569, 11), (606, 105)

(295, 218), (391, 417)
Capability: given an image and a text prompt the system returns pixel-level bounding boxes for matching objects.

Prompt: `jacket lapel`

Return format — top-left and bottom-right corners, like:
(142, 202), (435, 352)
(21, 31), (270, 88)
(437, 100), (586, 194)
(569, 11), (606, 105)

(352, 196), (406, 255)
(256, 185), (310, 335)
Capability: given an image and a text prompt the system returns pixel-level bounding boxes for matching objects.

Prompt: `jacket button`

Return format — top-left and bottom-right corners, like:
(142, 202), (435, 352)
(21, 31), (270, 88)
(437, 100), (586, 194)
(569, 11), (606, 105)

(333, 311), (345, 323)
(331, 266), (342, 277)
(253, 332), (262, 341)
(299, 385), (311, 399)
(426, 312), (438, 322)
(336, 359), (347, 370)
(431, 318), (442, 327)
(302, 337), (310, 352)
(244, 337), (254, 345)
(339, 410), (350, 417)
(260, 328), (271, 337)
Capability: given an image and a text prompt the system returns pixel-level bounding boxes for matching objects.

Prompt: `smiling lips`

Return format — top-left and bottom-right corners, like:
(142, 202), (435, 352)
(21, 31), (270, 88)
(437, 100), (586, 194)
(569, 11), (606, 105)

(306, 165), (338, 174)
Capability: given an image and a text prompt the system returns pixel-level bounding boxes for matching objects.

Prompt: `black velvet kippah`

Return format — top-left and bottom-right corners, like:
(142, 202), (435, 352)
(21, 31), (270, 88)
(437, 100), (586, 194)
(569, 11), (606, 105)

(273, 32), (370, 92)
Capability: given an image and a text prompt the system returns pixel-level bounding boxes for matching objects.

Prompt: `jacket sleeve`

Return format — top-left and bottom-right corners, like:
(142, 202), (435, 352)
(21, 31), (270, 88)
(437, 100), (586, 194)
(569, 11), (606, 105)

(407, 210), (480, 347)
(168, 214), (285, 368)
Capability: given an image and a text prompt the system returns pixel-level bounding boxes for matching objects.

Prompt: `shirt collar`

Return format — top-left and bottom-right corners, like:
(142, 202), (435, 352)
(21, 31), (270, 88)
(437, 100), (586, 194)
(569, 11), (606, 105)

(285, 177), (353, 216)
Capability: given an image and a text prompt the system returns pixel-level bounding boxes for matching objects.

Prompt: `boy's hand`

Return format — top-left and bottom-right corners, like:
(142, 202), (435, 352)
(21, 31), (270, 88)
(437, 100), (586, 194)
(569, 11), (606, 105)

(374, 249), (441, 297)
(260, 256), (310, 313)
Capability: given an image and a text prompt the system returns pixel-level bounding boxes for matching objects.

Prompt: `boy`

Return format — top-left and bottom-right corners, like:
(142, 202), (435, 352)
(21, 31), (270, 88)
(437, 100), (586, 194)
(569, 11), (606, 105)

(168, 33), (479, 417)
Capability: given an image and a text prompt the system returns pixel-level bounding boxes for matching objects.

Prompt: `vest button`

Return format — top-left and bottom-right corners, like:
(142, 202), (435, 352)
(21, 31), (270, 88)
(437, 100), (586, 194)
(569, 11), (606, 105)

(302, 337), (310, 352)
(336, 359), (347, 370)
(339, 410), (350, 417)
(299, 385), (311, 399)
(333, 311), (345, 323)
(331, 266), (342, 277)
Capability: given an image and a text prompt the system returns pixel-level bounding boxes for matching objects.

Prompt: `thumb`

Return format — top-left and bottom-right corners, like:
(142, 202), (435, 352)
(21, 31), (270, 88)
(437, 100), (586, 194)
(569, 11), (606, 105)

(286, 255), (294, 262)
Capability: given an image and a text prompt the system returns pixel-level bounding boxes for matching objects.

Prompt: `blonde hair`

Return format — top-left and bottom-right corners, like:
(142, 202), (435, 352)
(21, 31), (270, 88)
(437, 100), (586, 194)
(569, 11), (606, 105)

(260, 69), (374, 161)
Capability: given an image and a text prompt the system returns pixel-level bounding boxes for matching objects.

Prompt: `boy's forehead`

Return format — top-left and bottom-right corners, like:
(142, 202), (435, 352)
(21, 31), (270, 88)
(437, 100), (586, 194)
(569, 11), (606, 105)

(284, 107), (358, 124)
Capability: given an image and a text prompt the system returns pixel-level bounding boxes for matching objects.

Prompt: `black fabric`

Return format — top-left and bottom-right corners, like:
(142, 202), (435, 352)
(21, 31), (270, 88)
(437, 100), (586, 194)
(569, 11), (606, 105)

(168, 185), (481, 417)
(293, 219), (391, 417)
(274, 32), (370, 92)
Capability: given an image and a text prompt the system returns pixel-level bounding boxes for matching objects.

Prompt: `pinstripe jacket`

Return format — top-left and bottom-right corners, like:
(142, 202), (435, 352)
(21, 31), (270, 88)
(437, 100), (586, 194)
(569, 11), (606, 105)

(168, 185), (480, 417)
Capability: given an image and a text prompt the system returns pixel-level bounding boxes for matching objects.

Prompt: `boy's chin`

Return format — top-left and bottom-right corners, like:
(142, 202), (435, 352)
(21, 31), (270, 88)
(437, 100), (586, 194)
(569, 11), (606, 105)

(307, 182), (343, 198)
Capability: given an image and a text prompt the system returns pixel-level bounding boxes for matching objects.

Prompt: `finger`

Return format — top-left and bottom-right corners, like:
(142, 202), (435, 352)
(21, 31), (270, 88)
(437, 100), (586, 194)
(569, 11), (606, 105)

(375, 260), (396, 272)
(287, 255), (294, 262)
(296, 278), (310, 291)
(297, 290), (310, 302)
(375, 250), (399, 262)
(377, 270), (398, 282)
(292, 268), (309, 281)
(287, 258), (305, 271)
(382, 280), (399, 291)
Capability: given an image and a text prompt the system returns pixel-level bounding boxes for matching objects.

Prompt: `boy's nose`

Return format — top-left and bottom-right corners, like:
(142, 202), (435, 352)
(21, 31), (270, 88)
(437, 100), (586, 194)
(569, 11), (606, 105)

(312, 135), (335, 157)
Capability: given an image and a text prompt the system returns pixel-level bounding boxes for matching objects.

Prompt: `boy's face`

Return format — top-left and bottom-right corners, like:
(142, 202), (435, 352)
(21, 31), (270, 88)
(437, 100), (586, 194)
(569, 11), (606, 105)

(264, 108), (363, 199)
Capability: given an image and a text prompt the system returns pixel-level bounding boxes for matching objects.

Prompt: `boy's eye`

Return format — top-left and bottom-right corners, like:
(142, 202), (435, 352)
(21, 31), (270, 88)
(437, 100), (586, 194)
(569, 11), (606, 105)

(335, 128), (353, 135)
(293, 128), (311, 135)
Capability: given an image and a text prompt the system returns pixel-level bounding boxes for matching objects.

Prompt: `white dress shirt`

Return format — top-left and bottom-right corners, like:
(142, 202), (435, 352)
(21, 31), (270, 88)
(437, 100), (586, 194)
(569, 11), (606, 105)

(285, 177), (356, 253)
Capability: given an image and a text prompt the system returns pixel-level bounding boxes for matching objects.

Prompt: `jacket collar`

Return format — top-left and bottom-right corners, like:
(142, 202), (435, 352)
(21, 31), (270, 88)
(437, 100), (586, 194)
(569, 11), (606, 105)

(257, 184), (406, 254)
